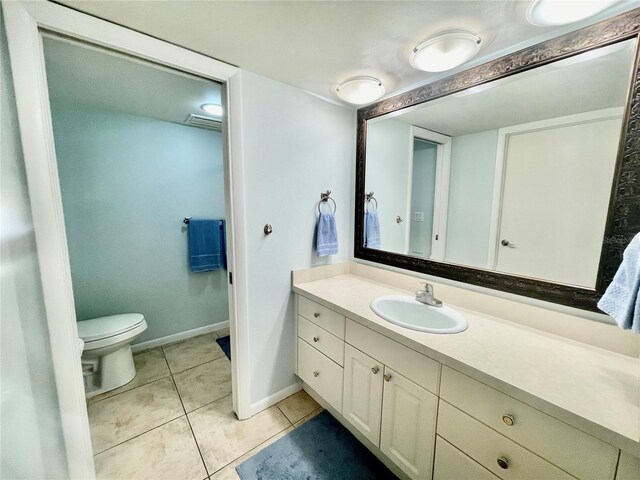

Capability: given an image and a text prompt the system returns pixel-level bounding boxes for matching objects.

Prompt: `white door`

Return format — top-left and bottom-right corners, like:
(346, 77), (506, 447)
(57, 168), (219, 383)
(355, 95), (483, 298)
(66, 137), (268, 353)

(343, 344), (383, 446)
(380, 367), (438, 480)
(494, 114), (621, 287)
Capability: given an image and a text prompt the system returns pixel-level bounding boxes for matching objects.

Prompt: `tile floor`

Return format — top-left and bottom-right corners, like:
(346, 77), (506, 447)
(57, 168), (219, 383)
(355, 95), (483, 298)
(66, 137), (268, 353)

(88, 332), (322, 480)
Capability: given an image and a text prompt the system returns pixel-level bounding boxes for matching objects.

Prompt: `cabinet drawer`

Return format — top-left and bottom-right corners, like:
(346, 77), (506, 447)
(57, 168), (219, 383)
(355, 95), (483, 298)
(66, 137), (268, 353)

(616, 451), (640, 480)
(434, 436), (499, 480)
(297, 338), (343, 412)
(438, 401), (575, 480)
(298, 315), (344, 366)
(440, 366), (617, 480)
(346, 319), (440, 394)
(298, 296), (345, 339)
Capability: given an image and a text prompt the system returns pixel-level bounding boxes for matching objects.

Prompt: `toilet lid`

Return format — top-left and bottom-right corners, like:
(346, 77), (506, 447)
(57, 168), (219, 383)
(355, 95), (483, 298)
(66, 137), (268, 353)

(78, 314), (145, 342)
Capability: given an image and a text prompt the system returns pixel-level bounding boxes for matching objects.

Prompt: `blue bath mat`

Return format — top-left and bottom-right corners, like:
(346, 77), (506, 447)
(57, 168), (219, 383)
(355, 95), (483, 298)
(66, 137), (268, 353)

(216, 335), (231, 360)
(235, 410), (397, 480)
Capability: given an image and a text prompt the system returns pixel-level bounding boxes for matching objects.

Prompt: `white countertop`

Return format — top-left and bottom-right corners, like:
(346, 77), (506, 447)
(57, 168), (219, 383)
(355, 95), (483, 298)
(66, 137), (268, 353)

(293, 273), (640, 454)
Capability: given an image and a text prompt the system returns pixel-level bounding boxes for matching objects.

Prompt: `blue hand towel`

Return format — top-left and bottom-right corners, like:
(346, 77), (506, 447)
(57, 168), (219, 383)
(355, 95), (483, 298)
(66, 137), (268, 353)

(316, 212), (338, 257)
(364, 211), (381, 249)
(598, 233), (640, 333)
(188, 219), (226, 272)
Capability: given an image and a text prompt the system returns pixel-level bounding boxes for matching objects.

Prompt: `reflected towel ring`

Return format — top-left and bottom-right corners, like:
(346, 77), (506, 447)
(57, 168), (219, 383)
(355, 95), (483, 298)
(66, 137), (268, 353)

(365, 191), (378, 211)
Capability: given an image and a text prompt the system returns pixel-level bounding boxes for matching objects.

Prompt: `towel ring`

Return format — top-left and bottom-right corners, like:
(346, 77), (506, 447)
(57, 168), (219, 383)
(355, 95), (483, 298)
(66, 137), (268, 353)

(318, 196), (337, 214)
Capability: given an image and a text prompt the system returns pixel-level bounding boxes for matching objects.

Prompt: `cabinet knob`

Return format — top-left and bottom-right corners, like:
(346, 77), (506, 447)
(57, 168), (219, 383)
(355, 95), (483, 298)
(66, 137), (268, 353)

(502, 414), (515, 426)
(313, 312), (320, 318)
(371, 366), (379, 374)
(313, 370), (319, 377)
(497, 457), (509, 469)
(313, 336), (320, 342)
(383, 373), (392, 382)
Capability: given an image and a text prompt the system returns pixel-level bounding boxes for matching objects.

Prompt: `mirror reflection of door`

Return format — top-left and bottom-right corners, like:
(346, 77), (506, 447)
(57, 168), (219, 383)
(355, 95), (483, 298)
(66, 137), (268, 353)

(489, 109), (622, 287)
(407, 128), (451, 260)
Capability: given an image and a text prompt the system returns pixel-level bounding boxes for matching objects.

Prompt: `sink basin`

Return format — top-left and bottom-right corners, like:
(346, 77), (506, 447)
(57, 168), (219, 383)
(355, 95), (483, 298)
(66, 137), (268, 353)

(370, 295), (468, 334)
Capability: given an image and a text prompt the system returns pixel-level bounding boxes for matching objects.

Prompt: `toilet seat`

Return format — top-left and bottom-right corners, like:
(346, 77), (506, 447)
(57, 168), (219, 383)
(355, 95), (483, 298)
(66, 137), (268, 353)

(78, 314), (146, 348)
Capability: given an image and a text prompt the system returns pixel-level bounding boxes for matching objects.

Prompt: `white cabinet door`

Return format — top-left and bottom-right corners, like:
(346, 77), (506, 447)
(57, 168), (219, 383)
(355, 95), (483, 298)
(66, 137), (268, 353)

(343, 344), (383, 446)
(380, 367), (438, 480)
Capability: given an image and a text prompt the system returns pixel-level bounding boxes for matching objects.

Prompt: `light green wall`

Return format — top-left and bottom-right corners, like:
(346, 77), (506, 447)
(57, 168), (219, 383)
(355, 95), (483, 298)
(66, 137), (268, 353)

(445, 129), (498, 267)
(51, 102), (228, 343)
(1, 12), (69, 478)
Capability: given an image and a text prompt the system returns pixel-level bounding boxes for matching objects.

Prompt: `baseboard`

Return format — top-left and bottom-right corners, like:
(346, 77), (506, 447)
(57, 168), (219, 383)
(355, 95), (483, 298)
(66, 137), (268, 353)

(249, 382), (302, 416)
(131, 321), (229, 353)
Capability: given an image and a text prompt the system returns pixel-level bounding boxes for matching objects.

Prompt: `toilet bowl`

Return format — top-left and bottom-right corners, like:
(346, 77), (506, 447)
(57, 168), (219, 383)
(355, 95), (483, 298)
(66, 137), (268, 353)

(78, 313), (147, 398)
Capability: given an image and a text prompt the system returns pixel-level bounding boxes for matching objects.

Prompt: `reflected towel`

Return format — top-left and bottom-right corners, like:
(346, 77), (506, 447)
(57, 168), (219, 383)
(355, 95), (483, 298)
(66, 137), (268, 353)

(316, 212), (338, 257)
(598, 233), (640, 333)
(188, 219), (226, 272)
(364, 211), (381, 249)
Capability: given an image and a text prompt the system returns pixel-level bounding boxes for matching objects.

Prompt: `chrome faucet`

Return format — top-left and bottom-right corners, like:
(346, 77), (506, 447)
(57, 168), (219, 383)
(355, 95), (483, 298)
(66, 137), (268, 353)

(415, 283), (442, 308)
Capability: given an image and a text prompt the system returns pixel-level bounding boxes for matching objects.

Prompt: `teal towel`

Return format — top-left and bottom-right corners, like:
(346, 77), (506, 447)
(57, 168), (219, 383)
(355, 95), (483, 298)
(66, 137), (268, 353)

(188, 219), (226, 272)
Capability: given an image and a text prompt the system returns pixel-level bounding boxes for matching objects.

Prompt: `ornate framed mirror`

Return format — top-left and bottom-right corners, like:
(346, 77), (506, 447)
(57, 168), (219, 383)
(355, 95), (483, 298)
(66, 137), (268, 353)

(354, 9), (640, 311)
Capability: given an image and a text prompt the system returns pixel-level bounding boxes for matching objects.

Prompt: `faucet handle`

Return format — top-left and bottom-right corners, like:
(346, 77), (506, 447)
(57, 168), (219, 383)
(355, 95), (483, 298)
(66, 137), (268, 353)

(424, 283), (434, 294)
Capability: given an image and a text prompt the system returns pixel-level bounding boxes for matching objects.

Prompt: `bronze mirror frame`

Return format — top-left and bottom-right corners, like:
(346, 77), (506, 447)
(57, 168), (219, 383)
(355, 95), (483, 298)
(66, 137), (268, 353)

(354, 9), (640, 311)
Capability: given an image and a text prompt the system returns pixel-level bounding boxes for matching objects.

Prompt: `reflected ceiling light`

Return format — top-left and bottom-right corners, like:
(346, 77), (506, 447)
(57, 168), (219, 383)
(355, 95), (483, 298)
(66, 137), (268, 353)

(336, 76), (385, 105)
(526, 0), (619, 26)
(410, 30), (481, 73)
(201, 103), (223, 116)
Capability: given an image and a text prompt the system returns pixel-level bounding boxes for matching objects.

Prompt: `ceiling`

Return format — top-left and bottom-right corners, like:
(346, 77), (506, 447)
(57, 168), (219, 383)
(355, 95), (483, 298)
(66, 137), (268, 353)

(386, 39), (635, 136)
(43, 34), (223, 125)
(54, 0), (639, 106)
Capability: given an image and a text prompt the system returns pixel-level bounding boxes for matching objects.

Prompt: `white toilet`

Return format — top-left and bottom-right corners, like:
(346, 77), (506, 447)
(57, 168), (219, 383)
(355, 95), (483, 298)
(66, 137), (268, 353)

(77, 313), (147, 398)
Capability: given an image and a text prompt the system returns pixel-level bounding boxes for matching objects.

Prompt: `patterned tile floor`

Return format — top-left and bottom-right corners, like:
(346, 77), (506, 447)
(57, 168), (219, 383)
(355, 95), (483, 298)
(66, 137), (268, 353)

(88, 332), (322, 480)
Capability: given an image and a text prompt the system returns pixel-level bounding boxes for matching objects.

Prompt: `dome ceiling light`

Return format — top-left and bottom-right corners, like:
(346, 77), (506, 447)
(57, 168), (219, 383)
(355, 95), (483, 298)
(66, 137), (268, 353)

(201, 103), (223, 116)
(526, 0), (619, 26)
(410, 30), (482, 73)
(336, 76), (385, 105)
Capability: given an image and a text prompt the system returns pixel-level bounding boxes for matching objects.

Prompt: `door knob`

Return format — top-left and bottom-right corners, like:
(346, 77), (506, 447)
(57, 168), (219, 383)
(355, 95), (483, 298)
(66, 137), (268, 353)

(383, 373), (392, 382)
(501, 239), (516, 248)
(502, 414), (515, 426)
(313, 371), (319, 377)
(371, 366), (379, 374)
(497, 457), (509, 469)
(313, 336), (320, 342)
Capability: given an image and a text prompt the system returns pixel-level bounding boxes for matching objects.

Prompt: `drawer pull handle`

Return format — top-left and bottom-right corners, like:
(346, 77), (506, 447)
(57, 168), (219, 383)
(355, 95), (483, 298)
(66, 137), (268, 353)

(497, 457), (509, 470)
(313, 312), (320, 318)
(383, 373), (392, 382)
(313, 370), (319, 377)
(371, 366), (379, 374)
(313, 336), (320, 342)
(502, 414), (515, 426)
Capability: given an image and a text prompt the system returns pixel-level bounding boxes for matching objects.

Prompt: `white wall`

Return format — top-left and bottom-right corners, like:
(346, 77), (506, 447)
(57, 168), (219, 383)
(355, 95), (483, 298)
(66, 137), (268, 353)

(445, 130), (498, 267)
(365, 119), (411, 253)
(238, 71), (355, 405)
(0, 15), (69, 478)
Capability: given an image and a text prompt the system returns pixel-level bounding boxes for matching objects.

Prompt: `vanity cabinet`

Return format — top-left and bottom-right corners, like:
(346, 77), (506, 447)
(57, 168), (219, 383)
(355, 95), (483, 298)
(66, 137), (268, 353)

(296, 296), (345, 413)
(343, 322), (439, 480)
(294, 293), (632, 480)
(439, 366), (618, 480)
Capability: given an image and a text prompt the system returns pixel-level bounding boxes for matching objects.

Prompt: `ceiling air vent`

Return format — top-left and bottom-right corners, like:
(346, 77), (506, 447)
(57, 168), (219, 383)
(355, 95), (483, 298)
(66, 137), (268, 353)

(184, 113), (222, 131)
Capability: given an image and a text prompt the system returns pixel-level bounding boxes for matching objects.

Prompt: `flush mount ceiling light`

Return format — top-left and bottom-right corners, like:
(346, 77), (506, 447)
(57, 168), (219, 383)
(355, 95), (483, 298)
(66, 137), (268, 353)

(410, 30), (481, 73)
(526, 0), (619, 26)
(336, 77), (385, 105)
(201, 103), (223, 116)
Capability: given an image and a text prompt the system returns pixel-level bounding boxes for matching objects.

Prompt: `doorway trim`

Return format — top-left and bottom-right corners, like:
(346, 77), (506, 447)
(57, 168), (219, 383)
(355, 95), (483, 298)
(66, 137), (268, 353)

(2, 2), (249, 478)
(407, 126), (451, 261)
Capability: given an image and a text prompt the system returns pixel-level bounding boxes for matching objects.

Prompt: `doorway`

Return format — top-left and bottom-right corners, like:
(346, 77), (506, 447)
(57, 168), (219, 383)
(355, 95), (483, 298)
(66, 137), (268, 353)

(3, 2), (247, 477)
